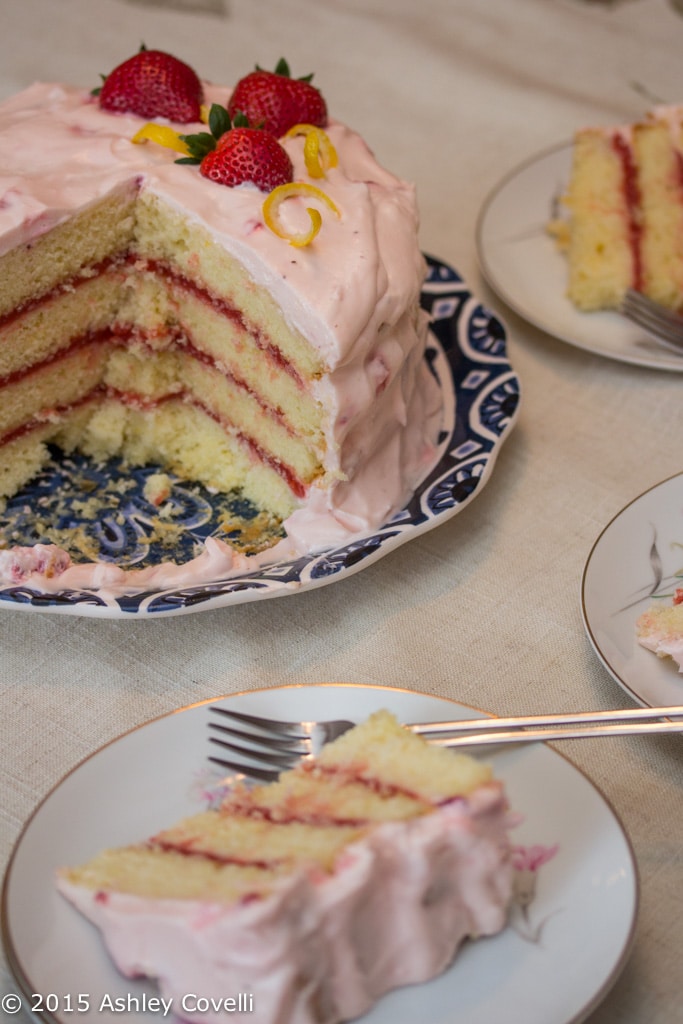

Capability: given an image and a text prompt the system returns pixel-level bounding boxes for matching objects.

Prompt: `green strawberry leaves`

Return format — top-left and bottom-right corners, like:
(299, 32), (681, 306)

(256, 58), (314, 84)
(177, 103), (249, 164)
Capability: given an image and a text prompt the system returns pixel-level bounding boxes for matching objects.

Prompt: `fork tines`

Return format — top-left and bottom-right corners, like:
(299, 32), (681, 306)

(208, 706), (316, 781)
(620, 288), (683, 352)
(210, 706), (312, 740)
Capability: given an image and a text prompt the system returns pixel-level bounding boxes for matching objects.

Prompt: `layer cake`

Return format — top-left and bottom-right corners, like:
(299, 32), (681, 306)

(0, 53), (442, 592)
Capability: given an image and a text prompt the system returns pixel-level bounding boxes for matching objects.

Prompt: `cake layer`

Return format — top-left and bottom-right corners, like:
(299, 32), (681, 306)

(151, 812), (366, 874)
(0, 184), (137, 318)
(0, 401), (101, 499)
(0, 271), (125, 381)
(61, 845), (290, 902)
(138, 275), (325, 448)
(0, 341), (112, 446)
(134, 192), (327, 383)
(80, 399), (301, 518)
(564, 129), (635, 311)
(0, 426), (62, 498)
(101, 348), (322, 486)
(633, 115), (683, 308)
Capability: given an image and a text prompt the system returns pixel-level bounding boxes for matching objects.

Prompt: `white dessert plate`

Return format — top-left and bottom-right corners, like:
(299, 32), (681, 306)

(582, 470), (683, 707)
(0, 256), (519, 618)
(476, 141), (683, 373)
(2, 683), (637, 1024)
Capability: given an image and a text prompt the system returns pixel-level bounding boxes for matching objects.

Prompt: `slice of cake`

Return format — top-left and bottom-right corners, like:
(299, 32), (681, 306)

(556, 106), (683, 311)
(57, 711), (514, 1023)
(0, 50), (443, 592)
(636, 586), (683, 671)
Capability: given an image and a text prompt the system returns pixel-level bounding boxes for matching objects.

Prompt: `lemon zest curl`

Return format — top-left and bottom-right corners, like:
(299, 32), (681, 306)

(285, 124), (338, 179)
(131, 123), (191, 156)
(263, 182), (340, 247)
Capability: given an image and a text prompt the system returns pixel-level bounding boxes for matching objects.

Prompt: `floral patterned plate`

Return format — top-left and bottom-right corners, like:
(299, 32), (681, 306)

(582, 471), (683, 707)
(2, 684), (637, 1024)
(0, 256), (520, 618)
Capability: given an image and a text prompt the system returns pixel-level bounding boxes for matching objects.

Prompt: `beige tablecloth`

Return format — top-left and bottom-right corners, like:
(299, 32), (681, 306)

(1, 1), (682, 1021)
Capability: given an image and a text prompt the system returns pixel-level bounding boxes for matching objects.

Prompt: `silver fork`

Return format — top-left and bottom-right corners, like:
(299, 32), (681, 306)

(207, 705), (683, 782)
(620, 288), (683, 354)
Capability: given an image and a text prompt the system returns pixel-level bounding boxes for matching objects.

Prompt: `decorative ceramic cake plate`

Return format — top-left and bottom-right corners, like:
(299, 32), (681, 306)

(0, 257), (520, 618)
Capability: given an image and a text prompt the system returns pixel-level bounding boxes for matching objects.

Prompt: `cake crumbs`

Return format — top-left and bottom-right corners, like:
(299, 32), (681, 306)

(0, 451), (286, 569)
(143, 472), (173, 507)
(216, 508), (284, 553)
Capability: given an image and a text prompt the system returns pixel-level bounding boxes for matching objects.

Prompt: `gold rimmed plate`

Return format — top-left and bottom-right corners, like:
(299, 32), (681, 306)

(2, 683), (637, 1024)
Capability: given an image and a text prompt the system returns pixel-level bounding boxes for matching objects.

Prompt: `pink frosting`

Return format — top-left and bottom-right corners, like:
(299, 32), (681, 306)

(0, 82), (443, 595)
(57, 785), (512, 1024)
(637, 628), (683, 672)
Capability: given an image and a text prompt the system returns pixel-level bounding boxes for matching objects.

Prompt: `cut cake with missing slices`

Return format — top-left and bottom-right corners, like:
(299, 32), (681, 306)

(0, 55), (443, 593)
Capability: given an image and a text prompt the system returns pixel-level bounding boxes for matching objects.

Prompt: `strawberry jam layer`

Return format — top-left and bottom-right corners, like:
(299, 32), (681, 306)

(131, 256), (308, 389)
(0, 377), (308, 500)
(0, 257), (126, 331)
(149, 839), (284, 872)
(0, 392), (102, 448)
(0, 328), (117, 390)
(1, 256), (309, 391)
(106, 387), (306, 500)
(0, 300), (311, 499)
(612, 133), (644, 292)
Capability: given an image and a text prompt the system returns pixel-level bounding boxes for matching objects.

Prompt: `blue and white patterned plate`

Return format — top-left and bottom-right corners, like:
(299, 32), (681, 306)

(0, 256), (520, 618)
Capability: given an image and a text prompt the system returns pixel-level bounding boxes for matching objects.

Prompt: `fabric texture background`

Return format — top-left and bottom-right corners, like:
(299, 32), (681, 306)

(1, 1), (682, 1021)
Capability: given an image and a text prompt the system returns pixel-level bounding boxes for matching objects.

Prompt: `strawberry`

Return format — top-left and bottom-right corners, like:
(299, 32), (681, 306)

(96, 46), (204, 123)
(179, 104), (293, 192)
(227, 58), (327, 138)
(201, 128), (293, 191)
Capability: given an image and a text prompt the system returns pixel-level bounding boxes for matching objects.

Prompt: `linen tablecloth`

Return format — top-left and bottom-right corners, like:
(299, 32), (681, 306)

(1, 1), (682, 1021)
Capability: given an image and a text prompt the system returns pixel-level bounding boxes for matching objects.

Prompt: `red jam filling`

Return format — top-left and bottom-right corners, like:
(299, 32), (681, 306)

(611, 134), (643, 292)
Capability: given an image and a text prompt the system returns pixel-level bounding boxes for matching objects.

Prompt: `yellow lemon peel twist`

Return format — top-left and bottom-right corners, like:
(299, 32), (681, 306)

(285, 123), (338, 179)
(131, 123), (191, 156)
(263, 183), (341, 247)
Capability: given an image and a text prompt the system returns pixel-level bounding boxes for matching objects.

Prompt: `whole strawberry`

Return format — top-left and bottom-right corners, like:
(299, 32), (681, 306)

(227, 58), (327, 138)
(179, 104), (293, 192)
(201, 128), (293, 191)
(97, 46), (204, 123)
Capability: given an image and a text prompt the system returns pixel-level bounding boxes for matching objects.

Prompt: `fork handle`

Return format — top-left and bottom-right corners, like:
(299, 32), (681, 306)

(411, 704), (683, 735)
(432, 719), (683, 747)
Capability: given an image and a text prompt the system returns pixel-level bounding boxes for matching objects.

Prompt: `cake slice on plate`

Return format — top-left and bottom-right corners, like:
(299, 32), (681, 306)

(554, 106), (683, 311)
(636, 586), (683, 671)
(57, 710), (514, 1024)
